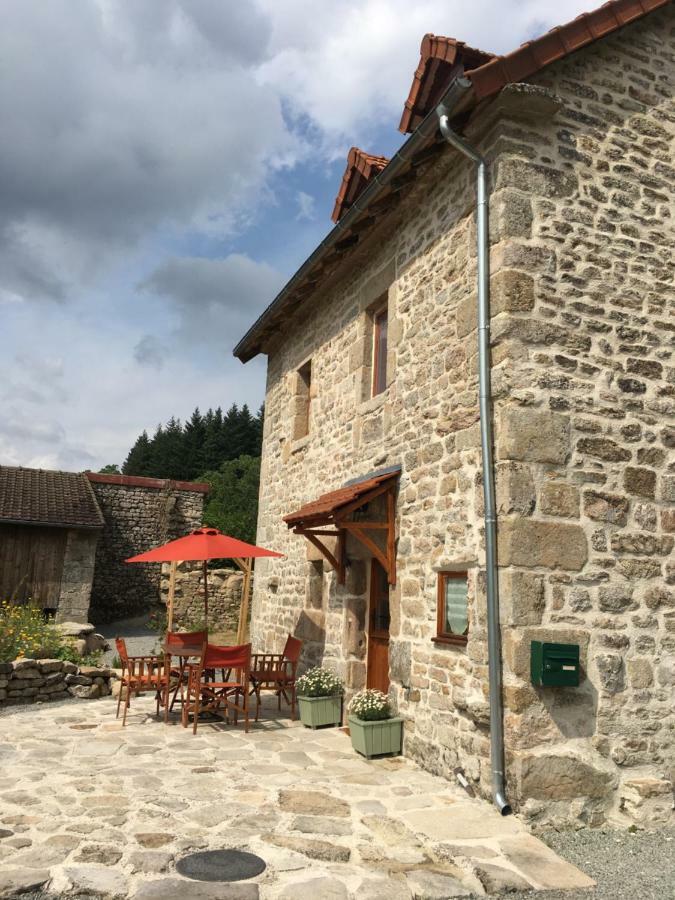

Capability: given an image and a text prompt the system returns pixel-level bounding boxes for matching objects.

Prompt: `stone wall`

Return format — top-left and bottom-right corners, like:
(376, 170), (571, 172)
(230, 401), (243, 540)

(87, 475), (207, 624)
(251, 8), (674, 827)
(159, 563), (244, 633)
(56, 531), (99, 623)
(487, 9), (675, 828)
(0, 658), (115, 707)
(252, 69), (491, 794)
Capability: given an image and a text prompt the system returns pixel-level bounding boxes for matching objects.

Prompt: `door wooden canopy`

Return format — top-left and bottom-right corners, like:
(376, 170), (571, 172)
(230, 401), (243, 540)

(283, 468), (399, 586)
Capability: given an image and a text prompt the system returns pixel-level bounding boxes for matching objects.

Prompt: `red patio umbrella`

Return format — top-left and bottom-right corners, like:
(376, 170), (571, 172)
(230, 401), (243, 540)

(126, 526), (283, 637)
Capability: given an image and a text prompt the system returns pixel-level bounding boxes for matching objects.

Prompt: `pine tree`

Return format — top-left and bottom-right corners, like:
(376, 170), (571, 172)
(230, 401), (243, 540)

(122, 431), (153, 475)
(222, 404), (241, 459)
(183, 408), (206, 480)
(202, 407), (227, 470)
(151, 417), (184, 479)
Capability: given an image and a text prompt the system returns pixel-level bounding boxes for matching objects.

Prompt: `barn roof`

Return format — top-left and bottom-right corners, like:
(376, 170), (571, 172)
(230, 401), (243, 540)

(0, 466), (104, 530)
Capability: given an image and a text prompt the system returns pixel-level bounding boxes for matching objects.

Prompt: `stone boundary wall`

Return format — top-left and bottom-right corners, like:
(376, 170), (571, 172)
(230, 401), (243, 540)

(87, 475), (207, 624)
(159, 564), (244, 633)
(0, 658), (115, 707)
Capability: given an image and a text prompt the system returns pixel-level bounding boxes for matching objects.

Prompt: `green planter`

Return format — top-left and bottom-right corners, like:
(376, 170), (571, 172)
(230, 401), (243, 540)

(348, 715), (403, 758)
(298, 694), (343, 729)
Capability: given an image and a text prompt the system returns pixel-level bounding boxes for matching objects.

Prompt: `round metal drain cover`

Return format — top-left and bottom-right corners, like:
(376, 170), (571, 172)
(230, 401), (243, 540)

(176, 849), (266, 882)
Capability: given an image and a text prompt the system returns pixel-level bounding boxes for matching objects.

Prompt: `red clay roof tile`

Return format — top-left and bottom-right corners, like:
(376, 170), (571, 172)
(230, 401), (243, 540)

(399, 35), (494, 133)
(399, 0), (670, 129)
(284, 470), (398, 528)
(331, 147), (390, 223)
(467, 0), (671, 100)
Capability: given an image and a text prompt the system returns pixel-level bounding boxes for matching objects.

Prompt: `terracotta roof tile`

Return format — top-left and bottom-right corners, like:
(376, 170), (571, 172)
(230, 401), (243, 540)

(399, 35), (494, 133)
(399, 0), (670, 130)
(331, 147), (390, 223)
(0, 466), (104, 529)
(466, 0), (671, 100)
(284, 470), (398, 528)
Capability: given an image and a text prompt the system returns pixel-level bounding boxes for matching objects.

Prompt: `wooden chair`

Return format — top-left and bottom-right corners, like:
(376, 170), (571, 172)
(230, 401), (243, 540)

(250, 635), (303, 721)
(182, 642), (252, 735)
(115, 637), (171, 726)
(164, 630), (208, 722)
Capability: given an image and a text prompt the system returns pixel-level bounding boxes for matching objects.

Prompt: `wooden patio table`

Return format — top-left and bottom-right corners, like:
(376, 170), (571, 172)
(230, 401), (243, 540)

(163, 642), (203, 719)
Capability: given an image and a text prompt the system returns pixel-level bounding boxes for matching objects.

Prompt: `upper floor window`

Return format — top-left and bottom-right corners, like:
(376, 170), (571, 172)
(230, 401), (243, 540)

(435, 571), (469, 646)
(372, 305), (388, 396)
(292, 359), (312, 440)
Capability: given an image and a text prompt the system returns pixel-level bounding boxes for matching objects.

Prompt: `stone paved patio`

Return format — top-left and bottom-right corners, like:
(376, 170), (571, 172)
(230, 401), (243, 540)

(0, 695), (594, 898)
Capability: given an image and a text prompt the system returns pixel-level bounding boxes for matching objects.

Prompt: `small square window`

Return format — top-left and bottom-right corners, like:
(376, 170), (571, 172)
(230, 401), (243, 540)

(372, 305), (388, 396)
(435, 572), (469, 646)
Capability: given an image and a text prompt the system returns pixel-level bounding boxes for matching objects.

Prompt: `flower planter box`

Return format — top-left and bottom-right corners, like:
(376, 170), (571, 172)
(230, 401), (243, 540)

(348, 715), (403, 758)
(298, 694), (343, 729)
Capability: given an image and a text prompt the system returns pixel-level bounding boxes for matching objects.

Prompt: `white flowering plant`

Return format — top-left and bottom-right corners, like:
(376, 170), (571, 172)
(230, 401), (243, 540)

(295, 667), (344, 698)
(348, 688), (391, 721)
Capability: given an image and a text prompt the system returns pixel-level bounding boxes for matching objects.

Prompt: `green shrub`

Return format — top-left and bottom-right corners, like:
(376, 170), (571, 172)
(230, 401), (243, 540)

(0, 601), (102, 665)
(0, 601), (63, 662)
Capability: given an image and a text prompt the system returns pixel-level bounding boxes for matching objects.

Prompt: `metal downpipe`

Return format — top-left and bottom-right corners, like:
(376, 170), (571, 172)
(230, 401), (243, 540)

(437, 107), (511, 816)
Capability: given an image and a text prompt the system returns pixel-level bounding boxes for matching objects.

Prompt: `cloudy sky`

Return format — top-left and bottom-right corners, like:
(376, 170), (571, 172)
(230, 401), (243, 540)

(1, 0), (593, 472)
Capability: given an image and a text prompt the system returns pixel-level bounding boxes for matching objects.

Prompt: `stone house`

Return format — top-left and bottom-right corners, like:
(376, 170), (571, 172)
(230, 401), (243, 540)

(234, 0), (674, 827)
(0, 467), (208, 624)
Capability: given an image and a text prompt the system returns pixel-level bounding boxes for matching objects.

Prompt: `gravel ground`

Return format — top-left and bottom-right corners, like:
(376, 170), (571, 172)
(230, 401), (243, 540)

(99, 613), (159, 664)
(505, 826), (675, 900)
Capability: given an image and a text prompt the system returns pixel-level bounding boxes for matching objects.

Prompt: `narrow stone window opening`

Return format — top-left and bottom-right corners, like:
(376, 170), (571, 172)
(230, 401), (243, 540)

(372, 304), (388, 396)
(306, 559), (324, 610)
(292, 360), (312, 440)
(435, 571), (469, 646)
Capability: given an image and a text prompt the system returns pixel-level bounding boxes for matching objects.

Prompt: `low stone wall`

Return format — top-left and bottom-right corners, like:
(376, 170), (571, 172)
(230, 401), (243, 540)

(0, 658), (115, 707)
(160, 564), (244, 633)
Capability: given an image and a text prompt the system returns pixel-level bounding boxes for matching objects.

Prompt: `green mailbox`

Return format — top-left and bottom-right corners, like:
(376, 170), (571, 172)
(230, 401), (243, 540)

(531, 641), (580, 687)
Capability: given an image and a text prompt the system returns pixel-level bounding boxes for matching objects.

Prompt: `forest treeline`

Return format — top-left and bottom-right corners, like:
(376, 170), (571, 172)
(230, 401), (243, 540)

(101, 404), (264, 544)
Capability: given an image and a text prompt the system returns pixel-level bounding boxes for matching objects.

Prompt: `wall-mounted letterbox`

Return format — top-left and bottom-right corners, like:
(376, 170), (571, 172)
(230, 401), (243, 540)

(531, 641), (580, 687)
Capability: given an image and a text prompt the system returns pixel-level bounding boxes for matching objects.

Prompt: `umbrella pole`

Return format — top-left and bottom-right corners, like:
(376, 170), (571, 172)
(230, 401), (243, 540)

(167, 560), (177, 632)
(237, 559), (252, 645)
(203, 560), (209, 628)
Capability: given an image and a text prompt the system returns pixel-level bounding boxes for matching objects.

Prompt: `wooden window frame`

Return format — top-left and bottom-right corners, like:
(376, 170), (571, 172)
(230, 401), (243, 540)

(371, 303), (388, 397)
(434, 571), (469, 647)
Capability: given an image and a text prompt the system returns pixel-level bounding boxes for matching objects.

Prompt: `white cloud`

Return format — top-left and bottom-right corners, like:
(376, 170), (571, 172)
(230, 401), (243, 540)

(257, 0), (595, 149)
(296, 191), (316, 221)
(0, 0), (598, 470)
(138, 254), (284, 346)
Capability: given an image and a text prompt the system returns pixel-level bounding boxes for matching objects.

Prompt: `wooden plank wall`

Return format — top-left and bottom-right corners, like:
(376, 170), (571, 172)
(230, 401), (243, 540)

(0, 524), (68, 608)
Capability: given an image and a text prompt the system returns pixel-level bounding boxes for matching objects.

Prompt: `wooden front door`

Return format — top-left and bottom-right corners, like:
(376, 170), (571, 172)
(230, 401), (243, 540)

(367, 559), (390, 693)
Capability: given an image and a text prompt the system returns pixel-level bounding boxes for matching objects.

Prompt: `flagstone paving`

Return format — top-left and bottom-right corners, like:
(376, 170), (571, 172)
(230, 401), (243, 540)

(0, 695), (595, 898)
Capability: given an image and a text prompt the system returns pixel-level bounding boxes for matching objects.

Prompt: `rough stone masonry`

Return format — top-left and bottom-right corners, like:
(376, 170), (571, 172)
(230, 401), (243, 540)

(86, 475), (207, 624)
(250, 7), (674, 828)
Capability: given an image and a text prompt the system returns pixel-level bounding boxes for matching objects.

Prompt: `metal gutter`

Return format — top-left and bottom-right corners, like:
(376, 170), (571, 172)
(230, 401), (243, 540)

(233, 77), (475, 362)
(437, 104), (511, 816)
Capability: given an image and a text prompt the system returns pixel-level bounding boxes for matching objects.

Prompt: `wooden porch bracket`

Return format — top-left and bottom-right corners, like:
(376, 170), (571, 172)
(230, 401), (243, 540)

(285, 470), (399, 587)
(294, 528), (345, 584)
